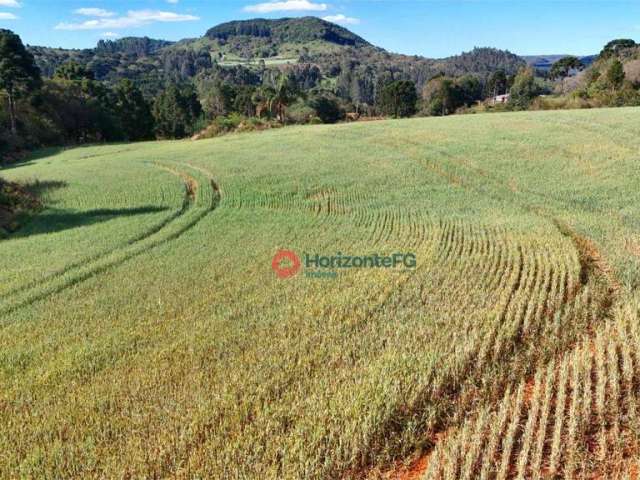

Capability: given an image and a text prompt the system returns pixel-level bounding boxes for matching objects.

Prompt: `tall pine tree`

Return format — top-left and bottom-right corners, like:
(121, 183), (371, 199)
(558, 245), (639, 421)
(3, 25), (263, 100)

(0, 29), (41, 134)
(114, 79), (154, 141)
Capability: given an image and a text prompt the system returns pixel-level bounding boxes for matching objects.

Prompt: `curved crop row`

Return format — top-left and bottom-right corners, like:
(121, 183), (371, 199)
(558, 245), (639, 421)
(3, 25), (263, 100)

(423, 296), (640, 480)
(0, 161), (220, 319)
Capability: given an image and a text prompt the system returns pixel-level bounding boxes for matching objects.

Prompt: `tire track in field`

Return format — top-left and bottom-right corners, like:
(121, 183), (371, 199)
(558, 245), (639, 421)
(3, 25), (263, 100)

(379, 218), (620, 480)
(362, 137), (623, 480)
(422, 299), (638, 480)
(0, 161), (220, 321)
(0, 164), (190, 303)
(0, 161), (193, 302)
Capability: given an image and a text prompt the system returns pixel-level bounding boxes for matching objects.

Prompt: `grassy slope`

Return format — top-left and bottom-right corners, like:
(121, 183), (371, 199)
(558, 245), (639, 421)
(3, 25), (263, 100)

(0, 109), (639, 478)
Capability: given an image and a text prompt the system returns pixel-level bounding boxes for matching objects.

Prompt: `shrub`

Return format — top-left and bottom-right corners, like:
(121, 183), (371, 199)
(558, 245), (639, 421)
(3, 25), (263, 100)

(530, 95), (591, 111)
(378, 80), (418, 118)
(193, 114), (282, 140)
(286, 100), (316, 124)
(309, 95), (344, 123)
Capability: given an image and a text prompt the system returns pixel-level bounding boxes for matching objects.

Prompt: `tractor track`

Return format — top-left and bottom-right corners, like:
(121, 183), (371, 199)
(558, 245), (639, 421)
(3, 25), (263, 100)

(0, 161), (220, 321)
(355, 135), (624, 480)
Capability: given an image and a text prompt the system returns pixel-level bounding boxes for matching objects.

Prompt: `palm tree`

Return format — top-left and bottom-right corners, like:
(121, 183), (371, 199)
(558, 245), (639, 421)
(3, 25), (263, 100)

(251, 75), (300, 123)
(271, 75), (299, 123)
(251, 86), (276, 118)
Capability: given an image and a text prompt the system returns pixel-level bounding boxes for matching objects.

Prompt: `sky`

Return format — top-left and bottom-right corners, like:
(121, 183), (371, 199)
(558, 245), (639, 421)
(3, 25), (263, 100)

(0, 0), (639, 58)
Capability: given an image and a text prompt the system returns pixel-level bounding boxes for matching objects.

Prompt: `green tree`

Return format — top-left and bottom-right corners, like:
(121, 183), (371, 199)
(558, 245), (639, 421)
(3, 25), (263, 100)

(0, 29), (41, 134)
(153, 84), (202, 139)
(509, 68), (539, 109)
(600, 39), (636, 58)
(197, 78), (236, 118)
(271, 74), (300, 123)
(379, 80), (417, 118)
(549, 56), (585, 80)
(54, 61), (94, 82)
(486, 69), (508, 98)
(251, 86), (276, 118)
(50, 60), (122, 142)
(310, 94), (343, 123)
(39, 80), (121, 143)
(233, 85), (256, 117)
(607, 60), (625, 91)
(53, 60), (109, 102)
(456, 75), (483, 106)
(114, 79), (154, 141)
(422, 76), (464, 116)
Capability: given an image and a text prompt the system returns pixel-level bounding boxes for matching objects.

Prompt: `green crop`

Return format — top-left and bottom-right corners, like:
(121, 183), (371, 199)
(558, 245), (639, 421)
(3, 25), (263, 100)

(1, 108), (640, 479)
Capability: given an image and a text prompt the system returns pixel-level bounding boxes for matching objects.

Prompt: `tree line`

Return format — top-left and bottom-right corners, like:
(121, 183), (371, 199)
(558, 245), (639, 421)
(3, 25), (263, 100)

(0, 29), (433, 159)
(3, 27), (640, 161)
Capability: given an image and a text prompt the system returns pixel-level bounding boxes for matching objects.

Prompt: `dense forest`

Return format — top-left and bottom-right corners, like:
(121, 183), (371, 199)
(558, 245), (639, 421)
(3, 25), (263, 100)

(2, 18), (640, 163)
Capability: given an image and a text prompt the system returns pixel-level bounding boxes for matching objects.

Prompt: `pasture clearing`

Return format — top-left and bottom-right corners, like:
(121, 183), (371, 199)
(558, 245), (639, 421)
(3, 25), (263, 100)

(1, 108), (639, 478)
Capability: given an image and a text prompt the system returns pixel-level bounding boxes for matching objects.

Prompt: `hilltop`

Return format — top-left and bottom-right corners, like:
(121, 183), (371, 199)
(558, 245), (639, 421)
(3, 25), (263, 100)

(205, 17), (370, 46)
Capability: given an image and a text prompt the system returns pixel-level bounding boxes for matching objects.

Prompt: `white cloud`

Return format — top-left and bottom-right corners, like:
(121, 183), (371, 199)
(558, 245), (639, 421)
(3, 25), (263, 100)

(128, 10), (199, 22)
(74, 8), (115, 18)
(243, 0), (327, 14)
(55, 9), (199, 30)
(0, 11), (17, 19)
(166, 0), (179, 3)
(100, 31), (120, 38)
(322, 14), (360, 25)
(0, 0), (20, 8)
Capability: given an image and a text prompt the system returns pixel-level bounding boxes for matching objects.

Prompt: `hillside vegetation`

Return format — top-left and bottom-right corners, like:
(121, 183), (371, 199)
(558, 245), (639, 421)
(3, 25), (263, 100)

(522, 40), (640, 111)
(2, 21), (526, 161)
(28, 17), (524, 95)
(1, 108), (639, 478)
(4, 19), (635, 164)
(205, 17), (370, 46)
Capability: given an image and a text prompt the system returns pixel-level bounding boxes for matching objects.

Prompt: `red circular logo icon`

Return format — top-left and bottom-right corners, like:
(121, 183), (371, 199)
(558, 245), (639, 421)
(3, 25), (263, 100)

(272, 250), (301, 279)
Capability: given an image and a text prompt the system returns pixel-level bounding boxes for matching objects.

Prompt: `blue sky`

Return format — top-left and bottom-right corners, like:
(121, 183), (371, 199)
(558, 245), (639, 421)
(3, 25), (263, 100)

(0, 0), (639, 58)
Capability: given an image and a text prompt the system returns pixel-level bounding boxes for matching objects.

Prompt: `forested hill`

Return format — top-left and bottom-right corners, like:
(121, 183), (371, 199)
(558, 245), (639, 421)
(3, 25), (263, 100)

(95, 37), (174, 56)
(28, 17), (524, 95)
(205, 17), (370, 46)
(29, 37), (175, 78)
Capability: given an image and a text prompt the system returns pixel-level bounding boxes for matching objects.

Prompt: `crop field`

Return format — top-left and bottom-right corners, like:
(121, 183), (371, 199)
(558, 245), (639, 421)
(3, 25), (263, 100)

(1, 108), (640, 479)
(218, 55), (299, 66)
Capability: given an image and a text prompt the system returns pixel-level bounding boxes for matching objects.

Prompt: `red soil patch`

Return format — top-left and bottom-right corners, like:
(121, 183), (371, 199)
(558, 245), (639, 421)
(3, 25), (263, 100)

(523, 375), (537, 405)
(384, 430), (451, 480)
(389, 454), (430, 480)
